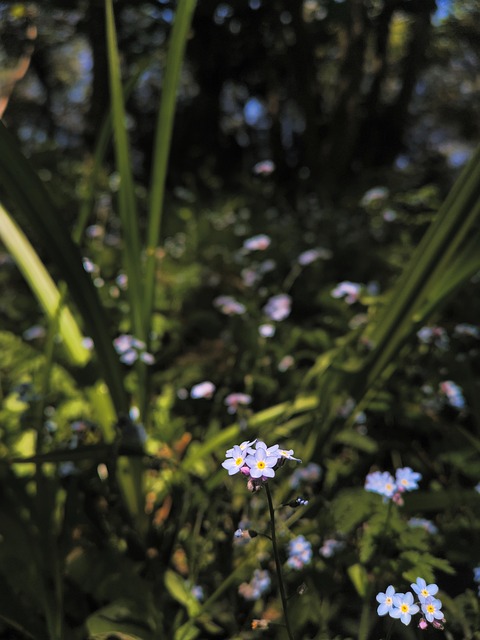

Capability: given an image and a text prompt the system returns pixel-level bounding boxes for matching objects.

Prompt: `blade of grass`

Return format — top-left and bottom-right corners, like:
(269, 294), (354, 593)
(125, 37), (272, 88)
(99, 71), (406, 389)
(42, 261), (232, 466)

(0, 203), (89, 366)
(105, 0), (145, 340)
(104, 0), (154, 422)
(104, 0), (144, 341)
(143, 0), (196, 340)
(77, 54), (155, 239)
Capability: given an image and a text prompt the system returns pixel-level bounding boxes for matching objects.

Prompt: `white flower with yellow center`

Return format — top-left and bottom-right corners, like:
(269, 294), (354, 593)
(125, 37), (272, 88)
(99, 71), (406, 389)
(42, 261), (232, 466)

(245, 446), (278, 479)
(222, 445), (247, 475)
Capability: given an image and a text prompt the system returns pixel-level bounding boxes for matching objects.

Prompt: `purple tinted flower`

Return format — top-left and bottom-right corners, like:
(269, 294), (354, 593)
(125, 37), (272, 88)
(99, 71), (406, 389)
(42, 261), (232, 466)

(114, 334), (134, 354)
(408, 518), (438, 535)
(191, 585), (204, 601)
(319, 538), (345, 558)
(140, 352), (155, 365)
(440, 380), (466, 409)
(222, 445), (248, 475)
(278, 355), (295, 372)
(22, 325), (46, 340)
(331, 281), (362, 304)
(411, 578), (438, 601)
(238, 569), (271, 600)
(277, 448), (302, 462)
(454, 323), (480, 339)
(243, 234), (271, 251)
(214, 295), (246, 316)
(395, 467), (422, 492)
(418, 617), (429, 630)
(263, 293), (292, 321)
(376, 585), (396, 616)
(116, 273), (128, 289)
(82, 257), (97, 274)
(241, 267), (259, 287)
(417, 325), (449, 349)
(190, 381), (216, 399)
(473, 567), (480, 583)
(297, 247), (332, 266)
(421, 596), (444, 623)
(252, 160), (275, 176)
(245, 446), (278, 479)
(224, 392), (252, 414)
(259, 323), (275, 337)
(360, 186), (389, 206)
(120, 349), (138, 365)
(391, 592), (419, 625)
(82, 337), (94, 350)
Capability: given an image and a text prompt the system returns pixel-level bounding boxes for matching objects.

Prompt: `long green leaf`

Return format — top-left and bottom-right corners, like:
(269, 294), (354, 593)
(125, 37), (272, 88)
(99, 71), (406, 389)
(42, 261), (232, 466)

(0, 204), (89, 366)
(105, 0), (144, 342)
(144, 0), (197, 336)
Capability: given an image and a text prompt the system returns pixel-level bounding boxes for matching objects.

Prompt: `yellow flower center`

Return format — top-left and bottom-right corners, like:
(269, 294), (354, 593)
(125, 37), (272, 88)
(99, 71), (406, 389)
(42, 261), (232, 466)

(257, 461), (266, 470)
(426, 604), (435, 613)
(421, 589), (429, 597)
(400, 604), (409, 613)
(386, 597), (392, 605)
(235, 457), (243, 466)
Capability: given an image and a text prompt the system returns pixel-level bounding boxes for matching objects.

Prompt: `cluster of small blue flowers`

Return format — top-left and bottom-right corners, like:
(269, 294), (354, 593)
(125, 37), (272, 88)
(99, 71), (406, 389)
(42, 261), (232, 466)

(365, 467), (422, 505)
(113, 334), (154, 365)
(286, 535), (312, 570)
(376, 578), (445, 629)
(440, 380), (466, 410)
(408, 518), (439, 535)
(238, 569), (271, 601)
(222, 439), (301, 491)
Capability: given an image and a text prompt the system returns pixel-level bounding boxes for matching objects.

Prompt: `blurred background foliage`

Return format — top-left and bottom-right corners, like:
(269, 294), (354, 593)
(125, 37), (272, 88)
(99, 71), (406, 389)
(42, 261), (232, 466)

(1, 0), (480, 639)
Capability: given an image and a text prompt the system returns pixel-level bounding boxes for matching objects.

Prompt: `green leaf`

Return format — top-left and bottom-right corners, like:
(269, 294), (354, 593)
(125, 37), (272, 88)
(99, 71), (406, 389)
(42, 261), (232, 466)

(143, 0), (197, 337)
(164, 570), (201, 617)
(85, 601), (155, 640)
(347, 564), (368, 597)
(104, 0), (143, 341)
(0, 203), (89, 366)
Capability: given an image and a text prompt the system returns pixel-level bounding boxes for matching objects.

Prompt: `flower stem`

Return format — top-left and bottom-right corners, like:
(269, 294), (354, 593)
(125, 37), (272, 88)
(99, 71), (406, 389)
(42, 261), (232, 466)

(265, 483), (295, 640)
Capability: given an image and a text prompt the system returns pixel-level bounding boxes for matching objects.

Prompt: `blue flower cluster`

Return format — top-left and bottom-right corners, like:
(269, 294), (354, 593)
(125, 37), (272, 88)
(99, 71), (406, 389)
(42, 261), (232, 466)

(286, 535), (312, 570)
(238, 569), (271, 601)
(376, 578), (445, 629)
(365, 467), (421, 504)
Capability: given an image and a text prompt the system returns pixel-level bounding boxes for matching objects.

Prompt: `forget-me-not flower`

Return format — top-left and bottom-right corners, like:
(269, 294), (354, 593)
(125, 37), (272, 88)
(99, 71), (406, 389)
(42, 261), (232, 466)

(222, 445), (248, 475)
(396, 467), (422, 491)
(390, 592), (419, 625)
(421, 596), (444, 623)
(376, 585), (396, 616)
(411, 577), (439, 601)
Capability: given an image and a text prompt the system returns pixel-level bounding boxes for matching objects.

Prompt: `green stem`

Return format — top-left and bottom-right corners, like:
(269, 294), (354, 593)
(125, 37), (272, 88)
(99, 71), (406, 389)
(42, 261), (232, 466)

(265, 483), (295, 640)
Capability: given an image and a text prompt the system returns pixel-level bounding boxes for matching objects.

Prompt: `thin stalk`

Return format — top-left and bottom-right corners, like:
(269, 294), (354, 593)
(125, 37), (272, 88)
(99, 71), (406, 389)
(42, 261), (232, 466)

(265, 483), (295, 640)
